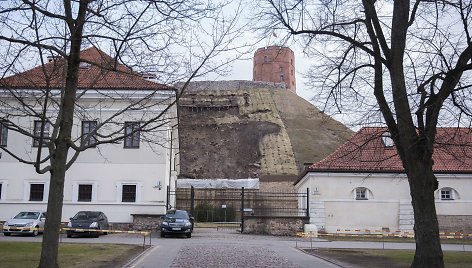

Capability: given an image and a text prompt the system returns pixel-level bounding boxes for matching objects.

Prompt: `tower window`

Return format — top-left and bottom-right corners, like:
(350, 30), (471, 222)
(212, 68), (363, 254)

(264, 55), (269, 63)
(280, 74), (285, 82)
(279, 67), (283, 72)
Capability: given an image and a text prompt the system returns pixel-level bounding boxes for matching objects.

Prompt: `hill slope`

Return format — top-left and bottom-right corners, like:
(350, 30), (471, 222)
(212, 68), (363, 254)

(177, 81), (353, 185)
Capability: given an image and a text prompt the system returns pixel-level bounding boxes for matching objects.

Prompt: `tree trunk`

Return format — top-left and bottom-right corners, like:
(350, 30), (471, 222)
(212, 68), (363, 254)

(38, 148), (67, 268)
(407, 157), (444, 268)
(38, 20), (84, 268)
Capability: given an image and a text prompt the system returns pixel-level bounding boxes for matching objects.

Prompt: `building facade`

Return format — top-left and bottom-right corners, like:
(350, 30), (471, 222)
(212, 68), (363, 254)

(0, 47), (178, 223)
(295, 127), (472, 234)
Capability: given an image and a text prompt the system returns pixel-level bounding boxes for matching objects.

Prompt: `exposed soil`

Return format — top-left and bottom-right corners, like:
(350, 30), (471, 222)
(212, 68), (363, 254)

(178, 87), (352, 181)
(179, 104), (280, 179)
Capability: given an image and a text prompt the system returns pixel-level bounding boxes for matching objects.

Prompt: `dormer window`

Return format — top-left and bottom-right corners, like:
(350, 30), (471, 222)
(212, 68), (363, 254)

(381, 132), (394, 147)
(79, 62), (91, 69)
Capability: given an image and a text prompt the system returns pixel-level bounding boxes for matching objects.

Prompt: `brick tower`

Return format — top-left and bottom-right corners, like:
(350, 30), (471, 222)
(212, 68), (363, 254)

(253, 46), (296, 93)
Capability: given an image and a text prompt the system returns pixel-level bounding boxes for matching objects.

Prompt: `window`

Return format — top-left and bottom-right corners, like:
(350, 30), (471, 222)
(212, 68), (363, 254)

(280, 74), (285, 82)
(122, 184), (136, 202)
(81, 121), (97, 147)
(440, 188), (454, 200)
(381, 132), (394, 147)
(78, 184), (92, 202)
(33, 121), (50, 147)
(264, 55), (269, 63)
(124, 122), (140, 148)
(355, 187), (368, 200)
(0, 121), (7, 147)
(0, 183), (2, 200)
(279, 66), (283, 72)
(29, 183), (44, 201)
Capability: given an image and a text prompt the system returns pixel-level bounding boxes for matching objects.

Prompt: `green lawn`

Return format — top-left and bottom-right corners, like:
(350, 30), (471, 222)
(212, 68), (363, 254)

(0, 241), (143, 268)
(306, 249), (472, 268)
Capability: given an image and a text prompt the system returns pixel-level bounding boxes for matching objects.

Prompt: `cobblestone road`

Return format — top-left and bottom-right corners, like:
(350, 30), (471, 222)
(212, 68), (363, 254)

(129, 229), (340, 268)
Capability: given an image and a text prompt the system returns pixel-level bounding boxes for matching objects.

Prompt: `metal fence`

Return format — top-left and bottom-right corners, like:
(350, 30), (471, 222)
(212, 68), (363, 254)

(167, 186), (309, 232)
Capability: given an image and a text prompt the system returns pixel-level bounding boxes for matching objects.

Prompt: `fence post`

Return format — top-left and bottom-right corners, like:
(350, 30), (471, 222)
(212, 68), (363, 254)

(190, 186), (195, 216)
(241, 187), (245, 233)
(166, 185), (170, 210)
(306, 188), (310, 217)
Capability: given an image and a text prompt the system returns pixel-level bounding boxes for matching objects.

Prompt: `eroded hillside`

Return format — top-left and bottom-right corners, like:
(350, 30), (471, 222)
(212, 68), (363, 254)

(177, 81), (353, 184)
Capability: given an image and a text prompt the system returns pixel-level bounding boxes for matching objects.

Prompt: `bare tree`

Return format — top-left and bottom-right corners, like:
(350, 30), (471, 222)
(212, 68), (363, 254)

(257, 0), (472, 267)
(0, 1), (248, 267)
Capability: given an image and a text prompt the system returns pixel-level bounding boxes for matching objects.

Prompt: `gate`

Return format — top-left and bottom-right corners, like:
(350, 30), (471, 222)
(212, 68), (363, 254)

(167, 186), (309, 232)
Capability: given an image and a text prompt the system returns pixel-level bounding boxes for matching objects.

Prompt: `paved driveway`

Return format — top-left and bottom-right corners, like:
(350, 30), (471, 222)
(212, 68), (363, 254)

(125, 229), (340, 268)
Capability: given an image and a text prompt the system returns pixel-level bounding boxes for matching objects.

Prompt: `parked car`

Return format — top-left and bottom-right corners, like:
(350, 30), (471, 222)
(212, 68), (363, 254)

(160, 209), (193, 238)
(2, 211), (47, 236)
(66, 211), (109, 238)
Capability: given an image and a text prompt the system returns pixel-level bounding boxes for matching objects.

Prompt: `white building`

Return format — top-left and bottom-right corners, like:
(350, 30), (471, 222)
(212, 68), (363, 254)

(295, 127), (472, 234)
(0, 47), (178, 223)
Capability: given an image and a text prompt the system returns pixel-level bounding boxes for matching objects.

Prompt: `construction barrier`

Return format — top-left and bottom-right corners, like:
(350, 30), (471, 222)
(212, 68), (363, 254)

(298, 229), (472, 239)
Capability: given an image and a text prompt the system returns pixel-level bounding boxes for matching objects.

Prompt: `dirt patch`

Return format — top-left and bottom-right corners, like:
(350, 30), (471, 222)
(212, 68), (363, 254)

(179, 115), (280, 179)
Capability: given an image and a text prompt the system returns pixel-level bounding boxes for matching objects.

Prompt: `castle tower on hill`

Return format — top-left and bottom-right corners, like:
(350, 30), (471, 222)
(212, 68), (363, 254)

(253, 46), (296, 93)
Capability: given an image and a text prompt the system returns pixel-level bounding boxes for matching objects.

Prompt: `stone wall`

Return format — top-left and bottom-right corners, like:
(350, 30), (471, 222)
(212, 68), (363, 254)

(131, 214), (164, 231)
(243, 216), (308, 236)
(438, 215), (472, 233)
(175, 80), (287, 92)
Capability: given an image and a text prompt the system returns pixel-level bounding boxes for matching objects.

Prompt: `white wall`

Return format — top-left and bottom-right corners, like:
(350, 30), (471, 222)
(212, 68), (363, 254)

(297, 172), (472, 233)
(0, 89), (177, 223)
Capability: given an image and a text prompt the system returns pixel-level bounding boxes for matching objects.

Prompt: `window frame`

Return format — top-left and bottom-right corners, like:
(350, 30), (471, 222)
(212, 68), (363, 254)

(0, 120), (7, 147)
(355, 187), (368, 200)
(29, 183), (45, 201)
(381, 132), (394, 147)
(116, 182), (141, 203)
(81, 120), (98, 147)
(440, 188), (454, 200)
(121, 184), (137, 202)
(0, 182), (2, 200)
(78, 184), (93, 202)
(124, 122), (140, 148)
(33, 120), (50, 147)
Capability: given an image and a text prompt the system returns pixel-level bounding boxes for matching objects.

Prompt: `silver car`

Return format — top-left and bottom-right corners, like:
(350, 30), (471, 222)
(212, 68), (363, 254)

(2, 211), (46, 236)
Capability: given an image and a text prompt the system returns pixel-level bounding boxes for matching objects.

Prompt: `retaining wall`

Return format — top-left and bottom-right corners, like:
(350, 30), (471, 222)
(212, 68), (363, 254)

(243, 216), (309, 236)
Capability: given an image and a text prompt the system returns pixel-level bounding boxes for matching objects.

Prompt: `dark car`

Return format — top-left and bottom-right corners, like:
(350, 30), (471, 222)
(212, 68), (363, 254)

(66, 211), (109, 238)
(160, 209), (193, 238)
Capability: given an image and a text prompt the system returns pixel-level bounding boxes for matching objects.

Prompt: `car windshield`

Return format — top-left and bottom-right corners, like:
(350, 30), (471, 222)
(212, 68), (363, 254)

(165, 210), (189, 220)
(73, 212), (100, 221)
(14, 212), (40, 220)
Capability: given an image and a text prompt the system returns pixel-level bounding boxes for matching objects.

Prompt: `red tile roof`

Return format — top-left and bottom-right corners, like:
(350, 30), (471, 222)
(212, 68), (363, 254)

(306, 127), (472, 174)
(0, 47), (172, 91)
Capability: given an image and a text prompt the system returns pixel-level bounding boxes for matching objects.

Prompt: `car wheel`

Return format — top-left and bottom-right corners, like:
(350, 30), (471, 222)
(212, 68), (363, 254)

(186, 233), (192, 238)
(92, 228), (100, 238)
(32, 226), (39, 237)
(3, 232), (11, 236)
